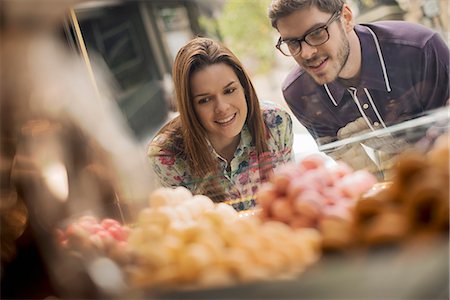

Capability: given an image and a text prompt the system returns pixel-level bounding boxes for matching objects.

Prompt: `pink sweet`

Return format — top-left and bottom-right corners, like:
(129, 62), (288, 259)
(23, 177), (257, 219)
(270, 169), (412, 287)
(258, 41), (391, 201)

(296, 190), (323, 207)
(337, 170), (378, 199)
(299, 154), (326, 171)
(257, 184), (278, 209)
(270, 197), (293, 222)
(101, 218), (121, 229)
(65, 223), (89, 238)
(290, 217), (316, 229)
(55, 228), (67, 245)
(272, 174), (291, 195)
(327, 162), (354, 181)
(90, 224), (105, 234)
(287, 178), (311, 199)
(107, 225), (128, 241)
(323, 202), (353, 220)
(294, 196), (321, 220)
(258, 158), (378, 230)
(96, 229), (114, 242)
(320, 187), (349, 203)
(293, 171), (324, 191)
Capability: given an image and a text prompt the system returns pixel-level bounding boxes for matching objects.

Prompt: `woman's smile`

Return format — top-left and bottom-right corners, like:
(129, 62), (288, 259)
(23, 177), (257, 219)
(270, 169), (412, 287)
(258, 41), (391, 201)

(215, 113), (237, 125)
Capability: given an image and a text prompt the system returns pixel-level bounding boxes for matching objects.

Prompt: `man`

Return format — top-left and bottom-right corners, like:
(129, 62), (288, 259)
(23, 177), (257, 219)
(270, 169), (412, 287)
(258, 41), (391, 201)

(268, 0), (449, 175)
(269, 0), (448, 143)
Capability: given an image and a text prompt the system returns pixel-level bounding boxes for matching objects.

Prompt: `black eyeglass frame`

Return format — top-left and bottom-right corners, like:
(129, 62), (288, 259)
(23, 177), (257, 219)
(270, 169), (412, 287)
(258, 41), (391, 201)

(276, 10), (342, 57)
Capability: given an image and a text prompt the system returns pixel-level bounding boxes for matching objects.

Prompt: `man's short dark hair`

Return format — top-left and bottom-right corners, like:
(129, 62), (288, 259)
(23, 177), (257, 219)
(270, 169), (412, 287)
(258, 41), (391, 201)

(269, 0), (345, 29)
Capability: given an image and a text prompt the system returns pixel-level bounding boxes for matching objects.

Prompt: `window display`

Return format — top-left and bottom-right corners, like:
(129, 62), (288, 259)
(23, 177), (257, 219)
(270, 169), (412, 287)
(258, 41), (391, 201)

(1, 1), (448, 299)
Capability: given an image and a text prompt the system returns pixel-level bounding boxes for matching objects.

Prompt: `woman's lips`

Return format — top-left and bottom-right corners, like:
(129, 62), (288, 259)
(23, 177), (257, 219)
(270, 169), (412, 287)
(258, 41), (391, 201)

(216, 113), (236, 125)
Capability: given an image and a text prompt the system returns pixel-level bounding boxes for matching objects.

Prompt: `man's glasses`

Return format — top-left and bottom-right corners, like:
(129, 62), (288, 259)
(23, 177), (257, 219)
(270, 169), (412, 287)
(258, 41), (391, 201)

(276, 10), (342, 57)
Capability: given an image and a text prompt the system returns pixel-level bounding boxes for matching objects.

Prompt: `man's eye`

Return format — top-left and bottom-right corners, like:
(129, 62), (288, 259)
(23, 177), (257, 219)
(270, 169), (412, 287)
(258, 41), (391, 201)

(308, 28), (325, 39)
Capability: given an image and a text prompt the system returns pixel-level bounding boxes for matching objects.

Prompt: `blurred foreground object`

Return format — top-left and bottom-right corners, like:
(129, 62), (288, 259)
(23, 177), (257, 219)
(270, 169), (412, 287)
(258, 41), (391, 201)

(353, 133), (449, 247)
(128, 187), (320, 291)
(257, 154), (377, 250)
(257, 133), (449, 252)
(1, 1), (154, 298)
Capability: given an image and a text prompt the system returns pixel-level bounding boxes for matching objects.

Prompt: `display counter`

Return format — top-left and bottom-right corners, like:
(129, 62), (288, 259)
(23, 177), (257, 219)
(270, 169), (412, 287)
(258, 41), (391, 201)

(44, 107), (450, 298)
(317, 106), (449, 180)
(4, 105), (448, 299)
(53, 121), (448, 299)
(155, 237), (449, 300)
(142, 107), (449, 299)
(2, 2), (448, 297)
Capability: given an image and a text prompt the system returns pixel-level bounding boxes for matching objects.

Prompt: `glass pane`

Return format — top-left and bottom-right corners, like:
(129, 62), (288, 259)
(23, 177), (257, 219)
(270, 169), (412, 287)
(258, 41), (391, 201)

(76, 3), (169, 140)
(157, 5), (194, 61)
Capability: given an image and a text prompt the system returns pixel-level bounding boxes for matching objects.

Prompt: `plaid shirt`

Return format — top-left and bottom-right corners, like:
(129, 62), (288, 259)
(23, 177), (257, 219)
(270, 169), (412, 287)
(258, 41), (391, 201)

(147, 102), (293, 211)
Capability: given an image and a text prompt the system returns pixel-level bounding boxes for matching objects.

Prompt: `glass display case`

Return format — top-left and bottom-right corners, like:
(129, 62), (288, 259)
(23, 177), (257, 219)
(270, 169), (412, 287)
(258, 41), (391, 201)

(141, 107), (450, 299)
(317, 106), (449, 180)
(40, 109), (450, 299)
(2, 1), (448, 299)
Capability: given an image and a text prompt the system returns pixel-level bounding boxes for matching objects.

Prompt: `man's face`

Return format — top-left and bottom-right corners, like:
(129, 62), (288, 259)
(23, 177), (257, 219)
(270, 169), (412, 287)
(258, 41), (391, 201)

(277, 6), (350, 85)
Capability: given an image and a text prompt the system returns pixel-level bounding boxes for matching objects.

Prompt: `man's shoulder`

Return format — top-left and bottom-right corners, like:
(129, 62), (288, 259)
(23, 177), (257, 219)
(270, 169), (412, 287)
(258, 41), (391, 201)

(282, 65), (318, 95)
(359, 21), (437, 48)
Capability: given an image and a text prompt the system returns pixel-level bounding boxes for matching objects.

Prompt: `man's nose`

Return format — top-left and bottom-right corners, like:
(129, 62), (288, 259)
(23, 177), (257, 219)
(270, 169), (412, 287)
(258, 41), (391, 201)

(299, 41), (317, 60)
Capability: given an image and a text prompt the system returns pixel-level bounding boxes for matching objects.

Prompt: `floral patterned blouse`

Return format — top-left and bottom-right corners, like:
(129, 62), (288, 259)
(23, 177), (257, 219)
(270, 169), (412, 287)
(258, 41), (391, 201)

(147, 102), (293, 211)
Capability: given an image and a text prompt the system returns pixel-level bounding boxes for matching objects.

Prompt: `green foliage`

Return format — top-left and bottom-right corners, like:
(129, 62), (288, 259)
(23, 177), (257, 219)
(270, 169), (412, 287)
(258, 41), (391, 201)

(199, 15), (222, 40)
(201, 0), (275, 75)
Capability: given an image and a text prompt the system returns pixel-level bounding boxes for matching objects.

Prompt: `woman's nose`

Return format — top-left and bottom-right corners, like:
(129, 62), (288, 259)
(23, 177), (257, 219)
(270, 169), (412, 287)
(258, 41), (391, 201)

(214, 97), (230, 113)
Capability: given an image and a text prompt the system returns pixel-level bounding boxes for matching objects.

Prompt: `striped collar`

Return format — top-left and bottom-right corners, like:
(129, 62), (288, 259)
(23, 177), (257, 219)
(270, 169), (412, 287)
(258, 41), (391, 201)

(324, 24), (392, 106)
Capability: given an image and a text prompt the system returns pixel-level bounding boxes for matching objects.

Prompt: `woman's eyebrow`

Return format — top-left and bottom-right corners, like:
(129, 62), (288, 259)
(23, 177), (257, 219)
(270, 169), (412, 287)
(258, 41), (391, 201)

(223, 81), (236, 89)
(193, 80), (236, 99)
(193, 91), (210, 99)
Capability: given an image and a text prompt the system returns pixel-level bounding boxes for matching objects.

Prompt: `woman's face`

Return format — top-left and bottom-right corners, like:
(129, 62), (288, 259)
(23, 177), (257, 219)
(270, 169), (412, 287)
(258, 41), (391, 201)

(190, 63), (248, 150)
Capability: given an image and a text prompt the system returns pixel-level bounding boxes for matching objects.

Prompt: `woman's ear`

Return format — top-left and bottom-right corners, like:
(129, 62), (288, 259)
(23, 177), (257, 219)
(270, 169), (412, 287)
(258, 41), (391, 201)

(341, 4), (354, 33)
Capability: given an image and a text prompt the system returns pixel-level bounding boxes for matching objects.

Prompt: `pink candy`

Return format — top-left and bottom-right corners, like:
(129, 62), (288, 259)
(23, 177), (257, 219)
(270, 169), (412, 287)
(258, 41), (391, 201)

(257, 154), (378, 228)
(336, 170), (378, 199)
(60, 216), (129, 248)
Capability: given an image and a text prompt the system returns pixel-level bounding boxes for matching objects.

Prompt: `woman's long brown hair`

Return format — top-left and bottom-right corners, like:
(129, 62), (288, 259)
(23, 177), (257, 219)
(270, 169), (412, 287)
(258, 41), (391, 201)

(172, 37), (271, 199)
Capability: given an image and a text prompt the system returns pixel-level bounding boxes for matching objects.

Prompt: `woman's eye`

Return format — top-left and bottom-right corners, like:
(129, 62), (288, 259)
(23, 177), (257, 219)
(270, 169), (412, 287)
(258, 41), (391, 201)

(198, 97), (211, 104)
(225, 87), (236, 94)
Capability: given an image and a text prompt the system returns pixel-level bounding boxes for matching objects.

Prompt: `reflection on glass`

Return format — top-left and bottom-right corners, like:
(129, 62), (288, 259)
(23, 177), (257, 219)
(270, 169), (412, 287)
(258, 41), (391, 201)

(318, 107), (450, 180)
(157, 6), (194, 61)
(73, 2), (169, 140)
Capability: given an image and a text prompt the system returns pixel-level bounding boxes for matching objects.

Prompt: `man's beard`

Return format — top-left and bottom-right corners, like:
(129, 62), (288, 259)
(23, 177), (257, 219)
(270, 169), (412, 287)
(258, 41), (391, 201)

(335, 32), (351, 80)
(304, 26), (351, 85)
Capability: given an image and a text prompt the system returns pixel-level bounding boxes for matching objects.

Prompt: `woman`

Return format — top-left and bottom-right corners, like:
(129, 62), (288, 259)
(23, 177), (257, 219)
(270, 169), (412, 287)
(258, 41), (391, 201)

(148, 37), (293, 211)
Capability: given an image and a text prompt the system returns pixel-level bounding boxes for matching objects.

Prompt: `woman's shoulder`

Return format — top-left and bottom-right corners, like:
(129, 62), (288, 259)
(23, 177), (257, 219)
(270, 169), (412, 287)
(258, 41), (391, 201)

(260, 101), (292, 128)
(147, 116), (185, 157)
